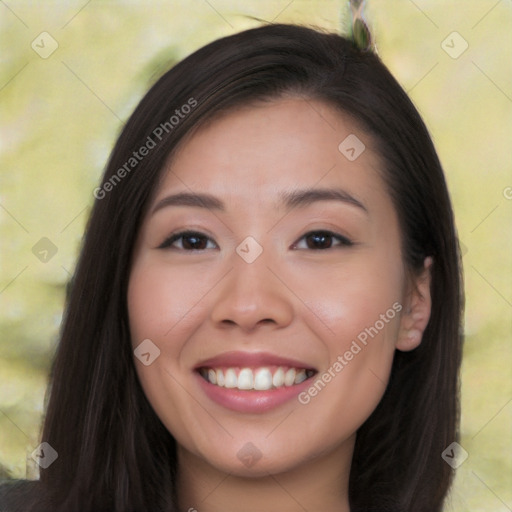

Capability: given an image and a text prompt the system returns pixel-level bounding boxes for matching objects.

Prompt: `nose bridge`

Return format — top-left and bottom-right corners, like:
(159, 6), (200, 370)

(232, 239), (273, 290)
(209, 240), (294, 330)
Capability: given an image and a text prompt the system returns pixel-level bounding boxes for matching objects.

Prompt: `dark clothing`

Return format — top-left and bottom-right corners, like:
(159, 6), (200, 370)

(0, 480), (38, 512)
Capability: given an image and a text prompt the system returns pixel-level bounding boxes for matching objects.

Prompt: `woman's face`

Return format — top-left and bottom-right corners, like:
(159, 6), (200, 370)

(128, 98), (430, 478)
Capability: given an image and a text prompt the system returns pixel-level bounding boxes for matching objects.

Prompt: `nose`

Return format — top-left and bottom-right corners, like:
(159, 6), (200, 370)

(209, 249), (294, 333)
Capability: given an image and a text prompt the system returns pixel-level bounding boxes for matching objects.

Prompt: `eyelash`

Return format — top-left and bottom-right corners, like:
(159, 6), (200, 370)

(157, 230), (354, 251)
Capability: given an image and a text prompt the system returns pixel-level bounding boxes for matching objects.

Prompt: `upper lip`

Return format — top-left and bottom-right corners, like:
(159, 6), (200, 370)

(194, 351), (317, 371)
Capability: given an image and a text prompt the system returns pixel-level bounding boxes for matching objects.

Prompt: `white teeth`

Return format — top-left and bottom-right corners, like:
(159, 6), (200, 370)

(201, 365), (314, 390)
(254, 368), (273, 390)
(224, 368), (238, 388)
(208, 369), (217, 385)
(272, 367), (285, 387)
(295, 369), (307, 384)
(284, 368), (296, 386)
(237, 368), (253, 390)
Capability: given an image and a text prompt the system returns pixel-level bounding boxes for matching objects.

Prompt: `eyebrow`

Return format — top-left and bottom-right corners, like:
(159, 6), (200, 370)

(151, 187), (368, 215)
(279, 188), (368, 213)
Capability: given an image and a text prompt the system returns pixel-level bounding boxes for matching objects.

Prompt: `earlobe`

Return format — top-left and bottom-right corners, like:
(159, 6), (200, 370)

(396, 257), (433, 352)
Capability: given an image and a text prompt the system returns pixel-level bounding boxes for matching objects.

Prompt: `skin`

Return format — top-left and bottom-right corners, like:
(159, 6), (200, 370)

(127, 98), (432, 512)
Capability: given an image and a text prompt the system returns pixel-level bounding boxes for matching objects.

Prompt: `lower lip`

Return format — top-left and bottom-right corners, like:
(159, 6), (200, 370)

(195, 372), (314, 413)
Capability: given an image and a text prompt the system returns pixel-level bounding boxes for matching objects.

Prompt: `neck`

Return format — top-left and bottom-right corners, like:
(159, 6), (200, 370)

(176, 440), (353, 512)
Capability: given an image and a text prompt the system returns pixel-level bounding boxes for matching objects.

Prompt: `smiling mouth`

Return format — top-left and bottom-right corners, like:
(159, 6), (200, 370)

(198, 366), (317, 391)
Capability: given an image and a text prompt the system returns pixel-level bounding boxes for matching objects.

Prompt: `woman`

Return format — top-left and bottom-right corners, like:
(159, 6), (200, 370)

(1, 22), (463, 512)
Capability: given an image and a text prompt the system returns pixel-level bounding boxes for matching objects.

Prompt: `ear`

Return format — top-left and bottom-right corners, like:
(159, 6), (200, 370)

(396, 257), (433, 352)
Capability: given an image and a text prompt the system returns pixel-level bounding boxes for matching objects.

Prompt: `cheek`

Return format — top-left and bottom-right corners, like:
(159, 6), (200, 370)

(290, 257), (404, 431)
(127, 259), (222, 414)
(127, 261), (209, 441)
(127, 261), (207, 346)
(291, 252), (404, 345)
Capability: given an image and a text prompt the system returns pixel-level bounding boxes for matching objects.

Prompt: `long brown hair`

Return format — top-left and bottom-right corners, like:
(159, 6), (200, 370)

(29, 23), (463, 511)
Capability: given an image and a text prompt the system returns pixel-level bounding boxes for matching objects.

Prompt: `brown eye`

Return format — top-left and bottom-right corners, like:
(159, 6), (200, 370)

(294, 230), (353, 250)
(158, 231), (217, 251)
(306, 232), (334, 249)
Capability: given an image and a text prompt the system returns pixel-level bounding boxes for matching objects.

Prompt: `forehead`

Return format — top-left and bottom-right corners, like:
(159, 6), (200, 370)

(155, 97), (390, 214)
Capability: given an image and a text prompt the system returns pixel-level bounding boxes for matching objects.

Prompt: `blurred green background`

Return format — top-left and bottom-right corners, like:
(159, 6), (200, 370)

(1, 1), (511, 510)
